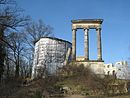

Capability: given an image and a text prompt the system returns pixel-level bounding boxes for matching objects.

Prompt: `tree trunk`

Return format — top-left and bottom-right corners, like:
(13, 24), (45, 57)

(15, 64), (19, 78)
(0, 27), (5, 82)
(15, 60), (19, 78)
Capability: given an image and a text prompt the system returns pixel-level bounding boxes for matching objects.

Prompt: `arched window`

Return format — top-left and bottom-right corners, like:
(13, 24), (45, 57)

(107, 71), (110, 75)
(113, 70), (115, 76)
(107, 65), (110, 68)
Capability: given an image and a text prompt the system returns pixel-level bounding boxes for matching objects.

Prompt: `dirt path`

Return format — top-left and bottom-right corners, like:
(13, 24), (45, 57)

(64, 94), (130, 98)
(64, 95), (86, 98)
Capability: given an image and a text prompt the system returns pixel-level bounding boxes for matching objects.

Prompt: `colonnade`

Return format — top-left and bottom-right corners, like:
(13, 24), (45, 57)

(72, 27), (102, 61)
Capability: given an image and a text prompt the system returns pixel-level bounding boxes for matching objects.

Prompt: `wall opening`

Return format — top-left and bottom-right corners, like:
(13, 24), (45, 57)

(76, 29), (84, 57)
(89, 29), (97, 60)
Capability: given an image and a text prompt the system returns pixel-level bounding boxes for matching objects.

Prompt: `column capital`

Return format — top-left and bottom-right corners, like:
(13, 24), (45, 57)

(84, 28), (89, 31)
(72, 28), (77, 31)
(96, 28), (101, 31)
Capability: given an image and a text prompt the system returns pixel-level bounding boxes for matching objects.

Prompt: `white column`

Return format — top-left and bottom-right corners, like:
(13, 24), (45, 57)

(96, 28), (102, 60)
(84, 28), (89, 60)
(72, 29), (77, 61)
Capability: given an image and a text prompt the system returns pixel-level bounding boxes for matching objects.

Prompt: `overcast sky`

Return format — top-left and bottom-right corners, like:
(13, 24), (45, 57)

(17, 0), (130, 64)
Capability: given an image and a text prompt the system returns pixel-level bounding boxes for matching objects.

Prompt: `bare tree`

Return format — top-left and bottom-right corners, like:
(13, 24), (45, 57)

(23, 20), (54, 78)
(7, 32), (27, 78)
(23, 19), (53, 51)
(0, 0), (30, 80)
(0, 0), (15, 4)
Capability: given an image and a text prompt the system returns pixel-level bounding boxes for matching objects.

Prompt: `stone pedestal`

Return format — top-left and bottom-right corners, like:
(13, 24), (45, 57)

(76, 60), (105, 75)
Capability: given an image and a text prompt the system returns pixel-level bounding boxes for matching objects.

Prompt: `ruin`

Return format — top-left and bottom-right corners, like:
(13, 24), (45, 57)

(32, 19), (129, 78)
(71, 19), (103, 61)
(71, 19), (104, 74)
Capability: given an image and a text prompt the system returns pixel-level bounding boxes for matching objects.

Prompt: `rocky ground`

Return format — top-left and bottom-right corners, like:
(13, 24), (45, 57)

(0, 79), (130, 98)
(0, 70), (130, 98)
(64, 94), (130, 98)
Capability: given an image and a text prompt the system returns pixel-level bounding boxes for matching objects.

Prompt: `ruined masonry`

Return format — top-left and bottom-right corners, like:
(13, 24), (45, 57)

(71, 19), (104, 75)
(32, 19), (128, 79)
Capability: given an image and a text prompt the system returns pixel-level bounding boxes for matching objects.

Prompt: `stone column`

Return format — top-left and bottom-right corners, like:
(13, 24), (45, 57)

(84, 28), (89, 60)
(72, 29), (77, 61)
(96, 28), (102, 60)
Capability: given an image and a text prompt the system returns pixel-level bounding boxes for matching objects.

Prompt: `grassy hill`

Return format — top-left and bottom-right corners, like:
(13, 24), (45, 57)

(0, 64), (130, 98)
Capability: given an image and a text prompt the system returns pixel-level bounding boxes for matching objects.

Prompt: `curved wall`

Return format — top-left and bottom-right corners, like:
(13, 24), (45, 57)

(32, 37), (72, 78)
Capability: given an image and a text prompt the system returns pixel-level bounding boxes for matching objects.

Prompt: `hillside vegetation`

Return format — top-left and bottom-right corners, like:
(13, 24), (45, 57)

(0, 64), (129, 98)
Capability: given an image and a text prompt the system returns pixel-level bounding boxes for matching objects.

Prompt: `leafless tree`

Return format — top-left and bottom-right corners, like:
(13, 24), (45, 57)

(0, 0), (30, 80)
(0, 0), (15, 4)
(6, 32), (27, 78)
(23, 20), (54, 78)
(23, 19), (53, 51)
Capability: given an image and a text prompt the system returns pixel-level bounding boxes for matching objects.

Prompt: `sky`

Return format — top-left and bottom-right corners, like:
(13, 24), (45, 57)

(17, 0), (130, 64)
